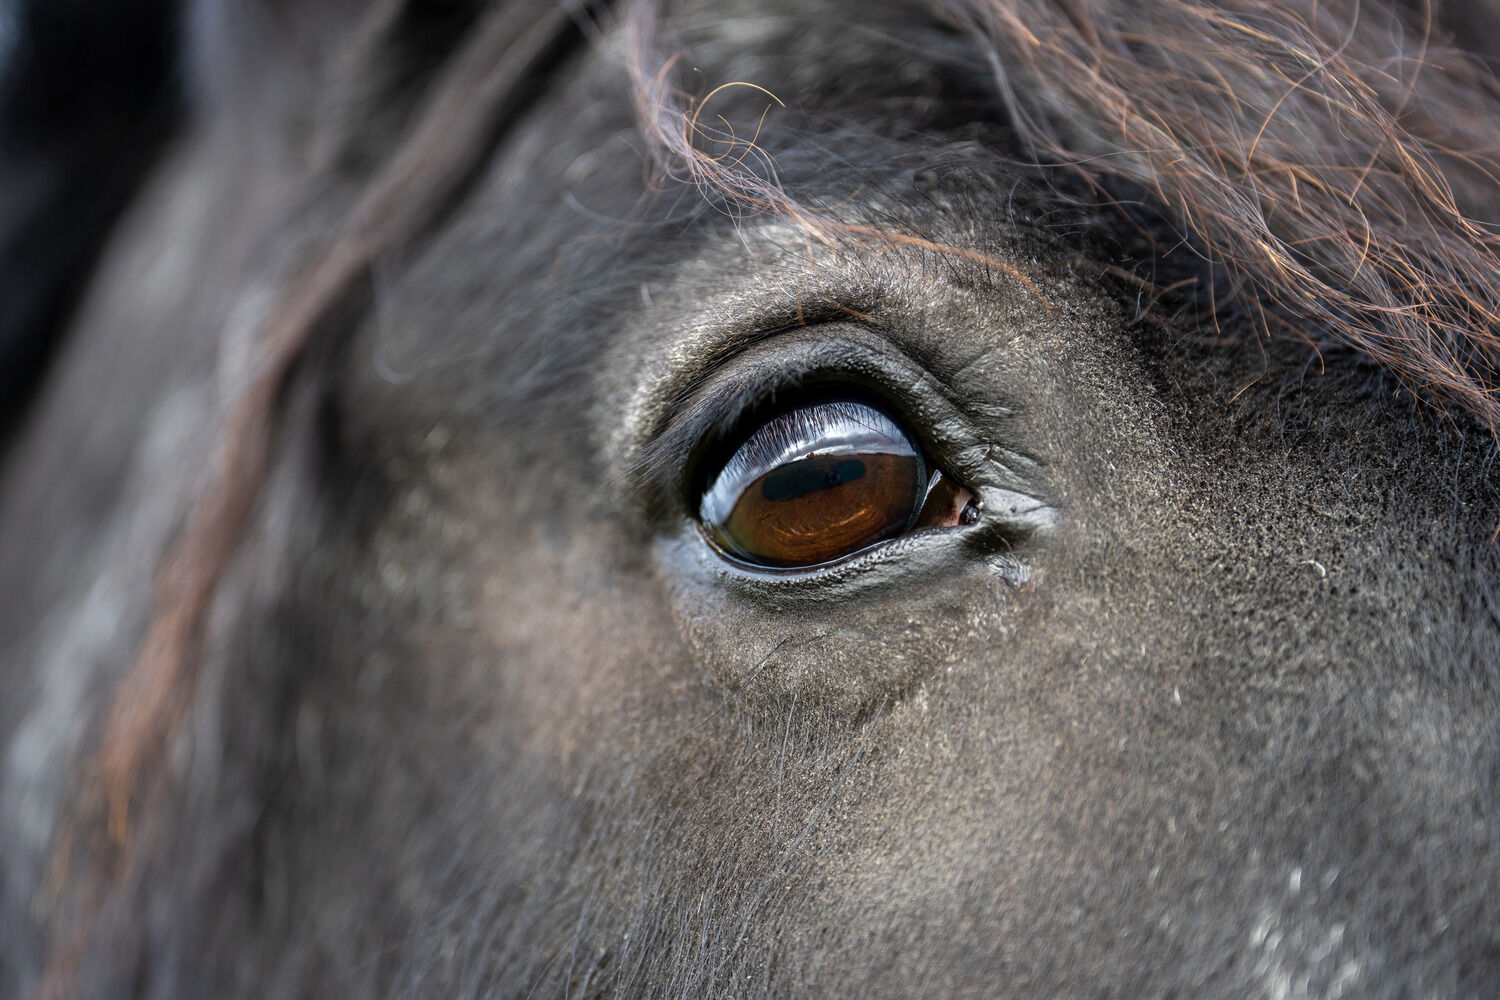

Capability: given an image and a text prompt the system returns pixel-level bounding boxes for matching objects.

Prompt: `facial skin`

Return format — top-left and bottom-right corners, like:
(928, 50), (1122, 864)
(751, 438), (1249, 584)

(3, 1), (1499, 997)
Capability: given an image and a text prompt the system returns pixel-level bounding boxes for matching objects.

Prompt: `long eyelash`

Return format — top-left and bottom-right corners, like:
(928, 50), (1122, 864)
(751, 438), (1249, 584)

(733, 402), (904, 470)
(700, 402), (916, 526)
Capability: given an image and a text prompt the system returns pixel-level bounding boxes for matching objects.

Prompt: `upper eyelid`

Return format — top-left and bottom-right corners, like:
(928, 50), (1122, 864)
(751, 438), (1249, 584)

(631, 324), (1009, 525)
(603, 249), (1050, 523)
(601, 271), (896, 473)
(631, 323), (904, 455)
(642, 307), (886, 444)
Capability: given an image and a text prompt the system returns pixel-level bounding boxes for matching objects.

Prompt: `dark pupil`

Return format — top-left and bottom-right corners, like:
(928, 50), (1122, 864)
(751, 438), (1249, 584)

(760, 457), (866, 501)
(702, 401), (927, 568)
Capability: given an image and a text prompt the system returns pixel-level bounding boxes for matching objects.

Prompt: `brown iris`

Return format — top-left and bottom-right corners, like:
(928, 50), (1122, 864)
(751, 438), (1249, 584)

(700, 400), (931, 568)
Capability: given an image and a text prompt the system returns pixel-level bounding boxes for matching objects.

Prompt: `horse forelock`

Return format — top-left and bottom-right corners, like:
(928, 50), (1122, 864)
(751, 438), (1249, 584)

(630, 0), (1500, 429)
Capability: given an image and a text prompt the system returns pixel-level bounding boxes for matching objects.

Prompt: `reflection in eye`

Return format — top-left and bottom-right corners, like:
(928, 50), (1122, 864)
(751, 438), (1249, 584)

(699, 400), (975, 568)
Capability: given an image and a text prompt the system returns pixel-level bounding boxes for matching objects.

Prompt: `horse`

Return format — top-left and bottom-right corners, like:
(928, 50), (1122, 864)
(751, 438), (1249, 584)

(3, 0), (1500, 995)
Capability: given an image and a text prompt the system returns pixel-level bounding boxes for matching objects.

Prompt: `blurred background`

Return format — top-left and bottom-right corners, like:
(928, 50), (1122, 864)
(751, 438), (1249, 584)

(0, 0), (177, 446)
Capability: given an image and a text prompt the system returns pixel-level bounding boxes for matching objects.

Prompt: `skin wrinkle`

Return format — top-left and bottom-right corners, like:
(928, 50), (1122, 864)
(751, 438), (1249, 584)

(2, 0), (1500, 996)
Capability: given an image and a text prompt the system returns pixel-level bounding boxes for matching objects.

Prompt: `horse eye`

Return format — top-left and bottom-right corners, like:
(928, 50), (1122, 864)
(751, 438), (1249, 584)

(699, 400), (975, 569)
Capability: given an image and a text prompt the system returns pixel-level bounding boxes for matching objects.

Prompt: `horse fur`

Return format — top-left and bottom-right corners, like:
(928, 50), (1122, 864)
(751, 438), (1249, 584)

(4, 0), (1500, 996)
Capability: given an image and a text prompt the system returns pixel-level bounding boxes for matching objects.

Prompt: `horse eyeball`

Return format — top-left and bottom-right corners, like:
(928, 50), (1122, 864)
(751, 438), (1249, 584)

(699, 400), (935, 568)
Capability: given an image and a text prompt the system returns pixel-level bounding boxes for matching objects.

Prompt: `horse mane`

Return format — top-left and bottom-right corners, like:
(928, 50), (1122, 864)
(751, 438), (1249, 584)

(631, 0), (1500, 428)
(41, 0), (1500, 992)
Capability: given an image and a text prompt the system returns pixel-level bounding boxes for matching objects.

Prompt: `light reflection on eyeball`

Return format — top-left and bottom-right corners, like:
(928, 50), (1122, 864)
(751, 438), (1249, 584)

(698, 400), (975, 569)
